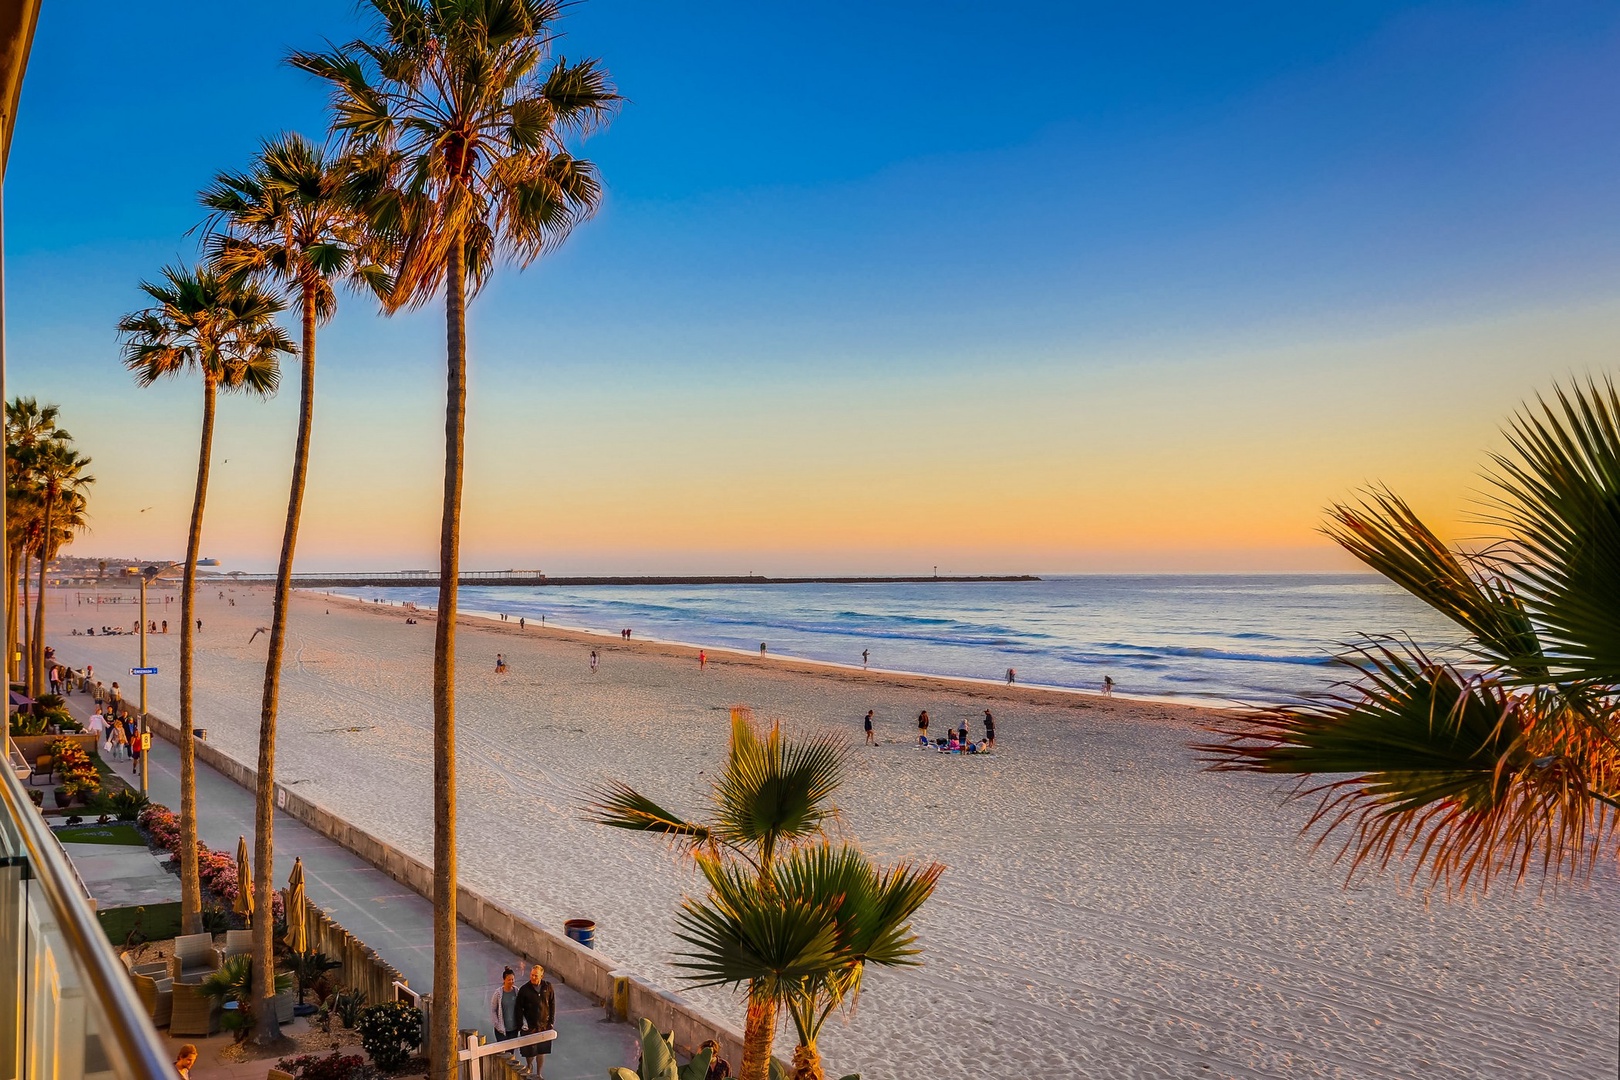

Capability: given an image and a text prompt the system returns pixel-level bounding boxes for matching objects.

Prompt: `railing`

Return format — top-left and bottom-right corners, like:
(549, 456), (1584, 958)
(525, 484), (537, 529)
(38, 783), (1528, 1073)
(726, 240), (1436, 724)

(0, 755), (173, 1078)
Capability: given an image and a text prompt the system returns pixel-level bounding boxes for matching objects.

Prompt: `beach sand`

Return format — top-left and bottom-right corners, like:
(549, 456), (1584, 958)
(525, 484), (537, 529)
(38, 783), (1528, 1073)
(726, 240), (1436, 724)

(52, 584), (1619, 1078)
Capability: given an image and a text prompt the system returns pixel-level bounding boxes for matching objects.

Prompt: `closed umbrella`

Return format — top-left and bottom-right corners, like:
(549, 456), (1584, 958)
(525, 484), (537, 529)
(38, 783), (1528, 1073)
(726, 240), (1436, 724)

(234, 835), (254, 919)
(283, 856), (307, 954)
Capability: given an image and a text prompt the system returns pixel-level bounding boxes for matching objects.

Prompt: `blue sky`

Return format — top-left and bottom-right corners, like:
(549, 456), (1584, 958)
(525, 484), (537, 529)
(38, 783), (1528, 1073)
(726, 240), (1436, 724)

(9, 1), (1620, 572)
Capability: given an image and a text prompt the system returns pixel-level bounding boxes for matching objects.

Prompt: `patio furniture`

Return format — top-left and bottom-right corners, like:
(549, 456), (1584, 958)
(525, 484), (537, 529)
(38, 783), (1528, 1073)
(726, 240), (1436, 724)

(121, 953), (169, 981)
(267, 1070), (295, 1080)
(132, 972), (173, 1028)
(169, 933), (220, 982)
(28, 754), (50, 786)
(168, 980), (219, 1037)
(218, 928), (252, 962)
(274, 984), (296, 1024)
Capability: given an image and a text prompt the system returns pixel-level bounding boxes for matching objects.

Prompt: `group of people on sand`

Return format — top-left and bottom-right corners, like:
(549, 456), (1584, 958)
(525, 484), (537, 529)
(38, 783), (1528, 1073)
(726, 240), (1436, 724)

(860, 708), (997, 752)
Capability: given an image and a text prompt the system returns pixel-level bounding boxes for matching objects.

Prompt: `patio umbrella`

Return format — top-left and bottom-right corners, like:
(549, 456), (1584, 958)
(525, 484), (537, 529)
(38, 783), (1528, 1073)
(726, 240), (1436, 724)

(234, 835), (253, 919)
(283, 856), (307, 953)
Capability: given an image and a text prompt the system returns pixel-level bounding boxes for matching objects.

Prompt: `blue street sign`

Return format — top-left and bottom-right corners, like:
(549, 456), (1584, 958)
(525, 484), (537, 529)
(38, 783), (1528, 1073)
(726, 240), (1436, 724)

(131, 666), (158, 676)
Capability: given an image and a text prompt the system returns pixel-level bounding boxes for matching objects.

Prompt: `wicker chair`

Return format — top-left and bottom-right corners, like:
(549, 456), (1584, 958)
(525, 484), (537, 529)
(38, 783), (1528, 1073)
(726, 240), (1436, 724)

(169, 933), (220, 982)
(132, 972), (173, 1028)
(168, 980), (219, 1037)
(219, 928), (252, 962)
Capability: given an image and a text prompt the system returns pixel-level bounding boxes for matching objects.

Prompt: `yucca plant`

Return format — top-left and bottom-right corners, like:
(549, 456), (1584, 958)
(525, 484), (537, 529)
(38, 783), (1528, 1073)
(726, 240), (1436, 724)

(1200, 378), (1620, 894)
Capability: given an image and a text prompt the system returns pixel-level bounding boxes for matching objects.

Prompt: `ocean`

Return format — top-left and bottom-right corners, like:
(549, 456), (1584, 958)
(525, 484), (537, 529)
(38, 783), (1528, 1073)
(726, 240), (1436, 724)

(335, 573), (1461, 705)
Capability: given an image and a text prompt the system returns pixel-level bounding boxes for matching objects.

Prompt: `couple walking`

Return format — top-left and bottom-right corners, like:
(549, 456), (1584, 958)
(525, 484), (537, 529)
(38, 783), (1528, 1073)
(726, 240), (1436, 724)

(491, 964), (555, 1072)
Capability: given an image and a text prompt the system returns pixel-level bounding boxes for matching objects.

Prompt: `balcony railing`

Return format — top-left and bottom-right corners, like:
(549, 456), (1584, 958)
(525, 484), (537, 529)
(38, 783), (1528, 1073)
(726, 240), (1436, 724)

(0, 756), (173, 1078)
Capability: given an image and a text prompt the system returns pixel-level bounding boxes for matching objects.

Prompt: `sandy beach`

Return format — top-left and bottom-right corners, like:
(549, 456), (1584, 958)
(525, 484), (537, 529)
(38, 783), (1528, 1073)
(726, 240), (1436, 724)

(50, 583), (1619, 1079)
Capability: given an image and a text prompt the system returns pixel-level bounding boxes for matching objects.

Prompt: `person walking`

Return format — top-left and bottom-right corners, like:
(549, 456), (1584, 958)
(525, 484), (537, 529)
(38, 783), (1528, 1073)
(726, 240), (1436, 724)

(1103, 675), (1114, 696)
(700, 1039), (733, 1079)
(108, 720), (128, 762)
(864, 710), (875, 745)
(759, 642), (767, 656)
(174, 1044), (199, 1079)
(519, 617), (525, 630)
(126, 716), (142, 775)
(699, 649), (707, 670)
(589, 650), (598, 673)
(862, 648), (869, 669)
(957, 718), (969, 745)
(1006, 667), (1016, 685)
(516, 962), (555, 1075)
(88, 708), (108, 752)
(490, 967), (520, 1045)
(917, 710), (930, 740)
(983, 709), (996, 748)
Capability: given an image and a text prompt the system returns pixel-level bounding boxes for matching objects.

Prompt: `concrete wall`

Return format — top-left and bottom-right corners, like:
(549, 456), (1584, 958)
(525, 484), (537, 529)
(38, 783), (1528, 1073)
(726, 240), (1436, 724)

(118, 689), (750, 1066)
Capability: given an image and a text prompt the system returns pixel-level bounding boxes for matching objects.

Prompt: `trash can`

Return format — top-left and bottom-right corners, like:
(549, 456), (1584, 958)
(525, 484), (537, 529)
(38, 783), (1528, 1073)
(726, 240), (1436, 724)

(564, 918), (596, 949)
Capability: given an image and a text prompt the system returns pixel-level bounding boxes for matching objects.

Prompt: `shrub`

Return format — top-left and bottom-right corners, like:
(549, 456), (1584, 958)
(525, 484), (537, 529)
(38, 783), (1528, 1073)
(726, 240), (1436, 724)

(110, 788), (149, 821)
(274, 1052), (367, 1080)
(329, 986), (366, 1029)
(356, 1000), (421, 1070)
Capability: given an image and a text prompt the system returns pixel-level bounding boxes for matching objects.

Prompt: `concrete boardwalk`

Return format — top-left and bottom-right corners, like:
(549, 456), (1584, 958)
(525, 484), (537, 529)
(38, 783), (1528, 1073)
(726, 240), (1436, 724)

(64, 694), (639, 1078)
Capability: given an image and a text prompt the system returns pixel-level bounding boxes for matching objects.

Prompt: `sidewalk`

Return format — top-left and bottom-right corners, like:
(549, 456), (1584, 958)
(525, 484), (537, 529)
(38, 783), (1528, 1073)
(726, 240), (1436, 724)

(61, 687), (639, 1079)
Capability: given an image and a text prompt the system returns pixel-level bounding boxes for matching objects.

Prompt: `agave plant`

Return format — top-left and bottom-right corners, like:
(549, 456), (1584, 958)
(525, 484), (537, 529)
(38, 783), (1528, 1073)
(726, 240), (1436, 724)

(1200, 378), (1620, 894)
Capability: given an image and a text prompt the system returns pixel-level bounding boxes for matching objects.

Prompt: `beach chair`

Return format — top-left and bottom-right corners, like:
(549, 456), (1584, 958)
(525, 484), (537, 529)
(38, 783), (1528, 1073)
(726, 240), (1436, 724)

(169, 933), (220, 982)
(168, 980), (219, 1037)
(219, 928), (252, 962)
(133, 972), (173, 1028)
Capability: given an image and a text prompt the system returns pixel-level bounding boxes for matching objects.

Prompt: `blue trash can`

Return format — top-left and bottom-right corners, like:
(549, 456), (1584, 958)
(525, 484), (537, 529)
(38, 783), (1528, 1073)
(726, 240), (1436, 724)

(564, 918), (596, 949)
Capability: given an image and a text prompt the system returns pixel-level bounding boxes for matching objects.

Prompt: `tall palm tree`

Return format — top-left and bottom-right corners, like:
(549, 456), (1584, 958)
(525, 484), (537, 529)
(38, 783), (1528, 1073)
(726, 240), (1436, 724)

(118, 266), (290, 934)
(202, 132), (386, 1047)
(1201, 378), (1620, 895)
(25, 440), (93, 696)
(6, 398), (64, 684)
(675, 844), (943, 1080)
(294, 5), (616, 1070)
(588, 712), (848, 1080)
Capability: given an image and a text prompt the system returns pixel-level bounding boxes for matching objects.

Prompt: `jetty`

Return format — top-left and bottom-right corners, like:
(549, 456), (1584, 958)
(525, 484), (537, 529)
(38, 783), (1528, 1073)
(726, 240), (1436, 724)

(221, 570), (1042, 588)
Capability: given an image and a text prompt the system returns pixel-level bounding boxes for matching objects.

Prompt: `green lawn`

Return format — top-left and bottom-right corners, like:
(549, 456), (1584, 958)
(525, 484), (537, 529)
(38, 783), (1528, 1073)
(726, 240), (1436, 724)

(99, 902), (182, 947)
(53, 823), (143, 846)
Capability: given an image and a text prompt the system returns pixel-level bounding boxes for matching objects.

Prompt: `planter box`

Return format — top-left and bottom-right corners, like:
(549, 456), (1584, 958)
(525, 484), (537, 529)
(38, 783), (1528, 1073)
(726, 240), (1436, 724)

(13, 733), (98, 767)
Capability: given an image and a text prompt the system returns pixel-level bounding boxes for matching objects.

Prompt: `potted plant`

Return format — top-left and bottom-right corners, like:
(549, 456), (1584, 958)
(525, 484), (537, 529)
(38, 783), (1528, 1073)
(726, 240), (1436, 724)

(52, 786), (69, 809)
(288, 950), (341, 1016)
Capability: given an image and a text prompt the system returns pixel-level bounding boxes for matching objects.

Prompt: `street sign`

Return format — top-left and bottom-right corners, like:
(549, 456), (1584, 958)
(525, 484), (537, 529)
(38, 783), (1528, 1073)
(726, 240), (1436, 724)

(140, 732), (151, 751)
(131, 666), (158, 676)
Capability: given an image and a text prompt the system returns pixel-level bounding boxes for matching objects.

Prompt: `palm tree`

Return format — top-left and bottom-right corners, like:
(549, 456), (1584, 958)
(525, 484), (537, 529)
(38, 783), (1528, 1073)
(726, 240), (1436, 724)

(1200, 378), (1620, 895)
(675, 844), (943, 1080)
(5, 398), (64, 684)
(118, 266), (290, 934)
(202, 132), (385, 1047)
(293, 5), (617, 1071)
(588, 712), (847, 1080)
(25, 440), (93, 696)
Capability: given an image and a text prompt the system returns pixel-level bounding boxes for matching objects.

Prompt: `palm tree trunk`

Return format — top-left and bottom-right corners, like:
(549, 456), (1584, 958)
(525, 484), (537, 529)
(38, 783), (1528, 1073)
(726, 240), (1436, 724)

(20, 545), (30, 690)
(429, 231), (467, 1080)
(790, 1040), (824, 1080)
(740, 997), (779, 1080)
(8, 540), (19, 679)
(33, 489), (50, 699)
(177, 377), (216, 935)
(250, 283), (318, 1047)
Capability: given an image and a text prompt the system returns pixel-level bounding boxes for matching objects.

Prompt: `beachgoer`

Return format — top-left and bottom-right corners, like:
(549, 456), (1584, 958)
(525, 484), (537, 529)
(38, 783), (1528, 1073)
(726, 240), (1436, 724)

(162, 620), (168, 633)
(175, 1043), (198, 1079)
(864, 710), (875, 745)
(759, 642), (767, 656)
(699, 650), (707, 670)
(917, 710), (930, 738)
(517, 963), (555, 1074)
(983, 709), (995, 747)
(490, 967), (520, 1043)
(196, 619), (202, 632)
(589, 650), (598, 673)
(496, 654), (508, 674)
(519, 617), (525, 630)
(701, 1039), (732, 1080)
(957, 719), (968, 745)
(862, 649), (869, 669)
(1103, 675), (1114, 696)
(1006, 667), (1015, 685)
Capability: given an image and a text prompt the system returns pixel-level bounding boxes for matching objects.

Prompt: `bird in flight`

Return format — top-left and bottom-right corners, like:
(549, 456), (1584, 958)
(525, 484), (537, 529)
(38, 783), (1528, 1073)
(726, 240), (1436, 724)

(248, 627), (272, 644)
(139, 507), (154, 513)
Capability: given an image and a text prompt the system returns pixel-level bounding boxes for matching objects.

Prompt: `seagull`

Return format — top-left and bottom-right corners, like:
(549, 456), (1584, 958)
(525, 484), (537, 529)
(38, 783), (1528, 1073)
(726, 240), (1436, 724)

(139, 507), (154, 513)
(248, 627), (272, 643)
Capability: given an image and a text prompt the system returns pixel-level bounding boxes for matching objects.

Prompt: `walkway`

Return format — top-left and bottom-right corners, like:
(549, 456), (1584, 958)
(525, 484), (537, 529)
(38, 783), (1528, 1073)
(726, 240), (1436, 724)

(60, 690), (639, 1079)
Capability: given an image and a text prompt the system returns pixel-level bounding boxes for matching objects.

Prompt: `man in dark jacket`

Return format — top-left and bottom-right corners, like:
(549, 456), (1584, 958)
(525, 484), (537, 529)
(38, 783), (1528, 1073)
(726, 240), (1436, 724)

(516, 963), (556, 1075)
